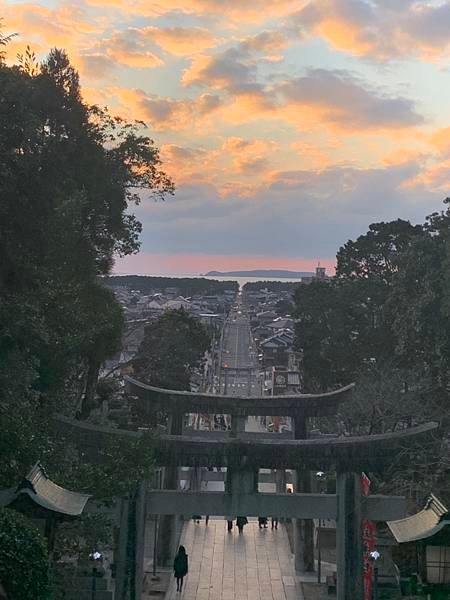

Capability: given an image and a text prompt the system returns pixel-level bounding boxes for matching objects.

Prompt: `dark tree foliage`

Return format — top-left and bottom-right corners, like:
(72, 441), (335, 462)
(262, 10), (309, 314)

(295, 219), (427, 391)
(293, 278), (392, 390)
(133, 309), (211, 391)
(0, 18), (15, 63)
(294, 211), (450, 503)
(0, 45), (172, 485)
(336, 219), (424, 283)
(0, 508), (49, 599)
(105, 275), (238, 296)
(274, 298), (293, 316)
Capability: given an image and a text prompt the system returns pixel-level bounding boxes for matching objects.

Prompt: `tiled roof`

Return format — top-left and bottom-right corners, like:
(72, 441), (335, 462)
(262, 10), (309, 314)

(387, 494), (449, 543)
(0, 463), (91, 517)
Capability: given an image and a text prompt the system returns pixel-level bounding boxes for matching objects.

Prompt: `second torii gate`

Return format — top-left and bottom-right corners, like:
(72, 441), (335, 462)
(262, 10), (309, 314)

(125, 376), (439, 600)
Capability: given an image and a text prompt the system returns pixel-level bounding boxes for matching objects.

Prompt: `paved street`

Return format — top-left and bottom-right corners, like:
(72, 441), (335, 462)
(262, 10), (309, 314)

(166, 518), (304, 600)
(219, 295), (260, 398)
(164, 297), (304, 599)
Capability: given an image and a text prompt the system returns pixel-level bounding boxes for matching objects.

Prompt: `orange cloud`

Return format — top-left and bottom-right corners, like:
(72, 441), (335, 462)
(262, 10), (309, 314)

(159, 144), (211, 183)
(240, 30), (289, 54)
(405, 158), (450, 193)
(84, 0), (301, 24)
(222, 137), (275, 154)
(143, 26), (217, 57)
(233, 156), (269, 174)
(430, 127), (450, 157)
(295, 0), (450, 62)
(382, 148), (426, 167)
(107, 87), (193, 130)
(290, 141), (333, 169)
(315, 18), (374, 57)
(182, 50), (255, 90)
(221, 137), (277, 175)
(278, 70), (424, 133)
(1, 2), (96, 49)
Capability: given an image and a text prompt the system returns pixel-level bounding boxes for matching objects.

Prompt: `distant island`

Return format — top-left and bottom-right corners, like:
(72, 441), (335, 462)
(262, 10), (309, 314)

(203, 269), (314, 278)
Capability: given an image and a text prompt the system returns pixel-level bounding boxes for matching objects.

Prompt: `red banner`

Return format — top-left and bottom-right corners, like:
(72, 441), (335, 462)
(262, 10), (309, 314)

(361, 473), (376, 600)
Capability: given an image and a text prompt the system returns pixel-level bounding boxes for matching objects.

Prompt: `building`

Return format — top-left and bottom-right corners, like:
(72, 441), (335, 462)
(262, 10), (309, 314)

(259, 329), (294, 368)
(387, 494), (450, 591)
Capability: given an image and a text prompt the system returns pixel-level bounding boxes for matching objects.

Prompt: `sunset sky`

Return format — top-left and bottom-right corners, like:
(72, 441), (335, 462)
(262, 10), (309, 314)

(3, 0), (450, 275)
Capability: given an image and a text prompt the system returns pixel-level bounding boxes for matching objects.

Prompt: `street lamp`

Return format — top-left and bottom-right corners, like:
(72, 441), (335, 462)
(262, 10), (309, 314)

(89, 551), (103, 600)
(315, 471), (326, 584)
(369, 550), (381, 600)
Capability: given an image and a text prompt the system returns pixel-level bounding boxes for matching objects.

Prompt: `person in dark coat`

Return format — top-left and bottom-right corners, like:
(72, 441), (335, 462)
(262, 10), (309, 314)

(173, 545), (188, 593)
(236, 516), (248, 534)
(258, 516), (268, 529)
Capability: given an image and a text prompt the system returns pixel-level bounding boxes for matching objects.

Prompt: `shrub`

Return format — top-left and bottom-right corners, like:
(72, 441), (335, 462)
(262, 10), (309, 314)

(0, 508), (49, 599)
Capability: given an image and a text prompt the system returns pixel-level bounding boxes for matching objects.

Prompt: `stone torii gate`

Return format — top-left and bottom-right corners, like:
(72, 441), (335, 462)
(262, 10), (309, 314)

(127, 376), (354, 572)
(125, 376), (438, 600)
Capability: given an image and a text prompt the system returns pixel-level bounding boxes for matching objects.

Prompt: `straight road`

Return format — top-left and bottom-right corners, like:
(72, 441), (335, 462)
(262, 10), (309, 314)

(162, 297), (306, 600)
(219, 295), (260, 397)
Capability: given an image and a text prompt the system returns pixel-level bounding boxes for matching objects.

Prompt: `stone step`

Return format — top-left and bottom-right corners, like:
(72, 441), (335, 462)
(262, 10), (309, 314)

(63, 577), (108, 590)
(63, 590), (112, 600)
(108, 407), (130, 417)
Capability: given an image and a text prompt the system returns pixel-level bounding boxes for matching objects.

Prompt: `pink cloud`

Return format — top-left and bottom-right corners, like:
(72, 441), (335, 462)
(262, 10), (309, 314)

(114, 252), (336, 276)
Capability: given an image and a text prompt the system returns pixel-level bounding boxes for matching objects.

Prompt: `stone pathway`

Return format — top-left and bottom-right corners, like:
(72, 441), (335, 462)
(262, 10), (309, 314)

(166, 518), (304, 600)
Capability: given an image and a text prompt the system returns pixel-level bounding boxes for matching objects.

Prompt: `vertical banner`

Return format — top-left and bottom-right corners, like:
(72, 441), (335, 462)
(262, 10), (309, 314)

(361, 473), (376, 600)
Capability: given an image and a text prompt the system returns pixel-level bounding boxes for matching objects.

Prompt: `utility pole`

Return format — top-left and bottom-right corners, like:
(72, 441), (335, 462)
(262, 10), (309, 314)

(224, 369), (228, 395)
(217, 317), (227, 393)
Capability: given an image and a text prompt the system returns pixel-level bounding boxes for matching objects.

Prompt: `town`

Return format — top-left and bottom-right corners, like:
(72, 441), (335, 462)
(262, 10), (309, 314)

(1, 5), (450, 600)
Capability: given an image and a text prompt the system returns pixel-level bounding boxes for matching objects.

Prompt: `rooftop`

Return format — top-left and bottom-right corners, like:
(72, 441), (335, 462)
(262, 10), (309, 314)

(0, 463), (91, 517)
(388, 493), (450, 543)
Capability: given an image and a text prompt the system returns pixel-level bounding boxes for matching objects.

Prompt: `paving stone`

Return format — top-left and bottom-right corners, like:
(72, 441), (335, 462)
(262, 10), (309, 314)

(166, 519), (304, 600)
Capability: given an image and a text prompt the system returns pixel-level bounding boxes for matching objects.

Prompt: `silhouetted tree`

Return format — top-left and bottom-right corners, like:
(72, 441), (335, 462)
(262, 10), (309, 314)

(0, 40), (172, 484)
(133, 309), (211, 391)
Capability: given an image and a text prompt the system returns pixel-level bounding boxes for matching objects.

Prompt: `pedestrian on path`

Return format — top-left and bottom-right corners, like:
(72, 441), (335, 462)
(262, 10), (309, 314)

(236, 516), (248, 534)
(173, 545), (188, 593)
(271, 517), (278, 530)
(258, 516), (268, 529)
(226, 516), (234, 531)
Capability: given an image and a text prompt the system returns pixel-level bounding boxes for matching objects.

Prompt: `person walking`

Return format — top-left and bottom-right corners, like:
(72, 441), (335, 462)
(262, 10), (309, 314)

(236, 516), (248, 534)
(226, 516), (234, 532)
(271, 517), (278, 530)
(258, 516), (268, 529)
(173, 545), (188, 593)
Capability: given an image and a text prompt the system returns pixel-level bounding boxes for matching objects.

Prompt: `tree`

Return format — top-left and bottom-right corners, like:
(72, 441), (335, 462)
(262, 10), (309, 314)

(294, 220), (427, 391)
(78, 284), (125, 418)
(336, 219), (424, 283)
(0, 41), (172, 485)
(293, 278), (393, 390)
(294, 210), (450, 503)
(0, 18), (15, 64)
(133, 309), (211, 391)
(0, 508), (49, 600)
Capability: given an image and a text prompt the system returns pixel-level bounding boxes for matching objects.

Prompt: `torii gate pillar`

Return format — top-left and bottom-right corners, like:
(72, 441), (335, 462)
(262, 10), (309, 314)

(293, 415), (315, 573)
(336, 471), (363, 599)
(157, 411), (183, 566)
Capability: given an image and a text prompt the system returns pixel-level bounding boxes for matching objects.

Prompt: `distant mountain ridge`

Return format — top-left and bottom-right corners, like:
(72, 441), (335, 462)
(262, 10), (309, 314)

(204, 269), (313, 278)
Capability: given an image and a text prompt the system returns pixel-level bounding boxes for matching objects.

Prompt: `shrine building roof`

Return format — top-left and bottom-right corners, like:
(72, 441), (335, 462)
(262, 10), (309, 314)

(388, 493), (450, 543)
(0, 463), (91, 517)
